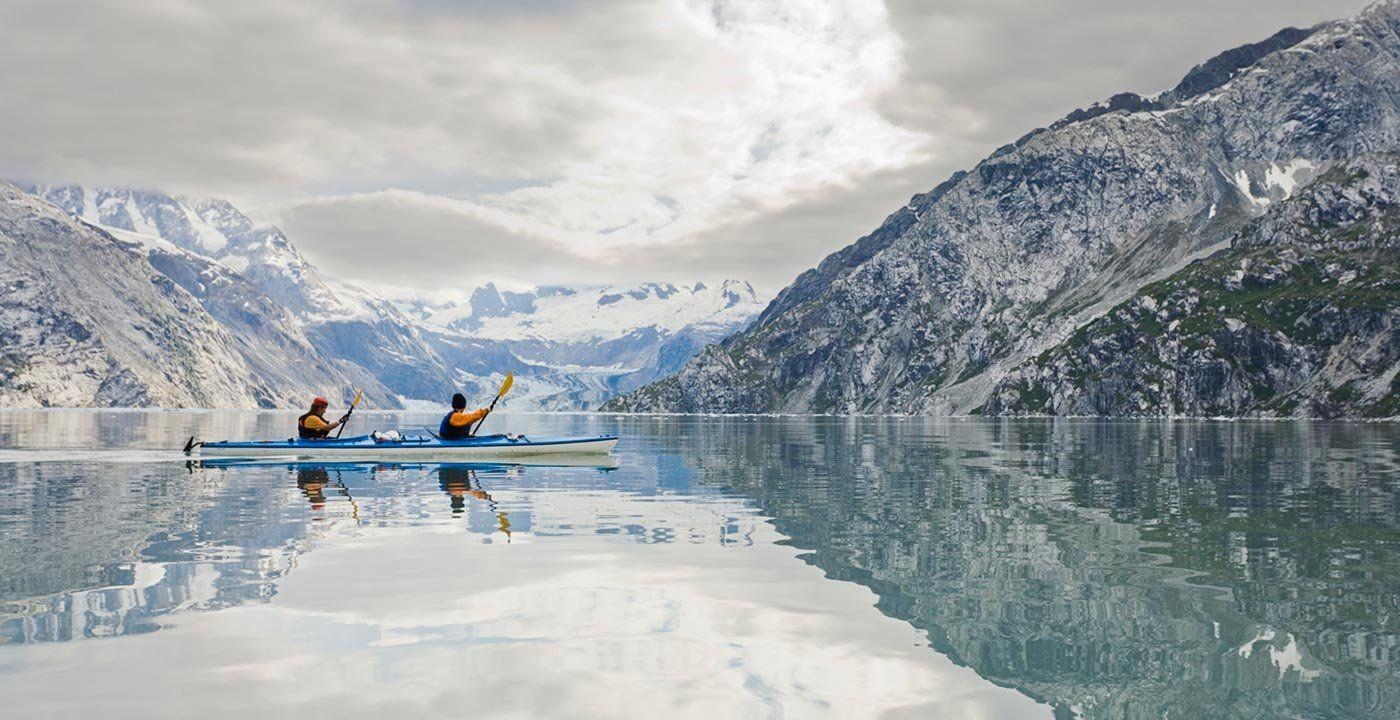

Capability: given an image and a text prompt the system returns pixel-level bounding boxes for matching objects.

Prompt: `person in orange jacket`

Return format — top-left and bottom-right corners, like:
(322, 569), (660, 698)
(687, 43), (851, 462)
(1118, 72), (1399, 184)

(439, 393), (488, 440)
(298, 396), (349, 440)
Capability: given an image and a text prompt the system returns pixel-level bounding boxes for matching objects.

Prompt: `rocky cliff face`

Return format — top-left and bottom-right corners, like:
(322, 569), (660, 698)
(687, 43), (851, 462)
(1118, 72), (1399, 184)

(606, 1), (1400, 417)
(23, 186), (343, 314)
(985, 155), (1398, 418)
(0, 184), (270, 407)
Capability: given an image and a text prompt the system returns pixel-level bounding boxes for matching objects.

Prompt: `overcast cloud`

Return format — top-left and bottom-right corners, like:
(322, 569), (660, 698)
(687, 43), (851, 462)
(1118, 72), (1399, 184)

(0, 0), (1368, 296)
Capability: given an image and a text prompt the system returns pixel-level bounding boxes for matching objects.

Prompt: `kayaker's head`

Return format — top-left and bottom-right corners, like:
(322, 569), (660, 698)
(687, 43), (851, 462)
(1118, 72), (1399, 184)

(451, 393), (467, 410)
(309, 396), (329, 416)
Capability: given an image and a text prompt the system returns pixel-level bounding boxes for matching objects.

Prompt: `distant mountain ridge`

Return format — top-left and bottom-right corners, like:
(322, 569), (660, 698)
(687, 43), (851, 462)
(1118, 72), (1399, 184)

(606, 0), (1400, 418)
(4, 185), (765, 409)
(402, 279), (765, 408)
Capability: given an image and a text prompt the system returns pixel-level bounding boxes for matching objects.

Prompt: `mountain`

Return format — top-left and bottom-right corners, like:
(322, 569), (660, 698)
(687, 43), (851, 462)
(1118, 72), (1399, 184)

(405, 280), (765, 409)
(605, 1), (1400, 418)
(24, 186), (340, 313)
(985, 154), (1398, 418)
(8, 184), (763, 409)
(0, 183), (380, 408)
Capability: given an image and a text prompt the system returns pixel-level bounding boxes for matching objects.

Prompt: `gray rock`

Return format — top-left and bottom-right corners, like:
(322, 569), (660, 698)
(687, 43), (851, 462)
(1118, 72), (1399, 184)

(985, 154), (1399, 419)
(0, 184), (256, 407)
(607, 0), (1400, 417)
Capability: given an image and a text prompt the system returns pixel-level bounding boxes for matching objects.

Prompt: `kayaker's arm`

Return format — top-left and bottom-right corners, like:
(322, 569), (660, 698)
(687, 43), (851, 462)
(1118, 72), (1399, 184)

(446, 408), (489, 431)
(301, 415), (344, 433)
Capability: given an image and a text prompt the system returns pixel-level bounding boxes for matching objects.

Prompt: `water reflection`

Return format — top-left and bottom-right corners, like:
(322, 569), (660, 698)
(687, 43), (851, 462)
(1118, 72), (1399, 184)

(438, 465), (515, 540)
(0, 452), (709, 647)
(0, 412), (1396, 719)
(647, 417), (1400, 720)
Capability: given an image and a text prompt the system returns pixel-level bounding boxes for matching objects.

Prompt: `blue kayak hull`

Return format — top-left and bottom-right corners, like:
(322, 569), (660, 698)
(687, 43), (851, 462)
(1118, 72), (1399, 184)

(193, 434), (618, 458)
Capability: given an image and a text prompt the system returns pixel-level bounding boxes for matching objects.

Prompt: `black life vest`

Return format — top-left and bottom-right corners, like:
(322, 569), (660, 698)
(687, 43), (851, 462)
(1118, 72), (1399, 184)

(298, 412), (331, 439)
(439, 411), (472, 440)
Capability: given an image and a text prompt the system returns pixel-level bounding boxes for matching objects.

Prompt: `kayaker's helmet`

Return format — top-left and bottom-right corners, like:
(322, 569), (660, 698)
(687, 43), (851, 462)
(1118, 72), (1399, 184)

(451, 393), (467, 410)
(311, 396), (329, 409)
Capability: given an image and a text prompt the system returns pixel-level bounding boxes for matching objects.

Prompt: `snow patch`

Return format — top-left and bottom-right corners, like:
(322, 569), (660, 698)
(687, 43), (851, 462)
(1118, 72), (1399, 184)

(1231, 170), (1270, 208)
(180, 202), (230, 253)
(1236, 627), (1275, 658)
(1233, 627), (1319, 681)
(218, 255), (250, 273)
(1269, 633), (1320, 681)
(396, 396), (444, 412)
(122, 197), (159, 236)
(103, 225), (185, 257)
(1263, 158), (1315, 197)
(80, 187), (98, 222)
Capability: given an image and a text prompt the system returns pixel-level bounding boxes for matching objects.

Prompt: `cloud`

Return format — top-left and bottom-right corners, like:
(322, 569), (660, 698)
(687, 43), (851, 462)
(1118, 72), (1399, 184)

(880, 0), (1368, 151)
(279, 190), (595, 293)
(0, 0), (1369, 296)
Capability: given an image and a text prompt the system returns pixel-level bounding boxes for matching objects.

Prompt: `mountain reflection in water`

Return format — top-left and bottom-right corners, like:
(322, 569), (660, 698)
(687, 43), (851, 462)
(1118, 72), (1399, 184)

(664, 418), (1399, 719)
(0, 411), (1395, 719)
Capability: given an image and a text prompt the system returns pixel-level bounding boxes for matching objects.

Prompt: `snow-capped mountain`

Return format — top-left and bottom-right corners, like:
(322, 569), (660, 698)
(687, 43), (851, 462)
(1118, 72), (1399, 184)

(607, 0), (1400, 418)
(419, 281), (760, 344)
(0, 183), (386, 408)
(6, 184), (765, 409)
(26, 186), (341, 314)
(405, 280), (765, 408)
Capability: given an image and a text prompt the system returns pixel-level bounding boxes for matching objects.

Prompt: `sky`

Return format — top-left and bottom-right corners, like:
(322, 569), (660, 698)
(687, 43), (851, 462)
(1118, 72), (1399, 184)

(0, 0), (1370, 298)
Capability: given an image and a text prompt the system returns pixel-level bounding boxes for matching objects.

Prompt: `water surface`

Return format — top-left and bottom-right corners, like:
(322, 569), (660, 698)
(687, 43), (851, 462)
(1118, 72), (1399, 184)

(0, 411), (1395, 719)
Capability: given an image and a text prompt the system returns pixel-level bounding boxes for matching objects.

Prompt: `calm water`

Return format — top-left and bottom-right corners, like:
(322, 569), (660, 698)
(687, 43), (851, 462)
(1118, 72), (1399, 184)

(0, 411), (1396, 719)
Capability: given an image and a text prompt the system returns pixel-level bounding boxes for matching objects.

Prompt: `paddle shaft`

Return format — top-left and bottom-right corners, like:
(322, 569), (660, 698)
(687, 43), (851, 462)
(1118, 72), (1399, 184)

(334, 409), (353, 438)
(469, 373), (514, 437)
(469, 394), (504, 437)
(334, 390), (365, 438)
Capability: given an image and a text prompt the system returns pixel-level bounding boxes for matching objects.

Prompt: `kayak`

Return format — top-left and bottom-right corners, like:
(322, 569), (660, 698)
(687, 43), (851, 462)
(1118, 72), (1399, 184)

(187, 433), (619, 459)
(188, 456), (619, 470)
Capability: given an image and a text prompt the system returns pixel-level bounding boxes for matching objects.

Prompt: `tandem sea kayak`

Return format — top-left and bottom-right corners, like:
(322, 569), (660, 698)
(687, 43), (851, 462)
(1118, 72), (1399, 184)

(186, 433), (619, 459)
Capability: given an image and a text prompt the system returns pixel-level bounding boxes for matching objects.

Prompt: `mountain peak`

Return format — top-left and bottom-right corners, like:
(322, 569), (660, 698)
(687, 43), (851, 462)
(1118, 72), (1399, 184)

(1166, 26), (1316, 103)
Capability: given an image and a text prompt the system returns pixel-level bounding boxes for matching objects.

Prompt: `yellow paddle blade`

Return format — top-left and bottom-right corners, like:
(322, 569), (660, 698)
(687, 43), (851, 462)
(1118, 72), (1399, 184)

(350, 389), (364, 409)
(498, 372), (514, 398)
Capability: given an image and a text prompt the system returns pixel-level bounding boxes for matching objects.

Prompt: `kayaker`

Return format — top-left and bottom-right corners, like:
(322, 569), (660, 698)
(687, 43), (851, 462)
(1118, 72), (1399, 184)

(439, 466), (488, 515)
(439, 393), (489, 440)
(298, 397), (349, 440)
(437, 466), (512, 539)
(297, 466), (330, 510)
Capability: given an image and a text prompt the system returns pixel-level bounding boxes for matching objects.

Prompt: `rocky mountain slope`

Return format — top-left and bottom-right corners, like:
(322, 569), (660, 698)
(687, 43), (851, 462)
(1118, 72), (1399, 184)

(606, 0), (1400, 417)
(0, 183), (377, 407)
(22, 184), (454, 407)
(985, 154), (1398, 418)
(8, 185), (763, 408)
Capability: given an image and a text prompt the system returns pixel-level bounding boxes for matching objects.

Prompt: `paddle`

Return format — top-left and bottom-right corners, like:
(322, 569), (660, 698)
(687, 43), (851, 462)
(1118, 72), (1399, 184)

(470, 372), (514, 437)
(334, 389), (364, 438)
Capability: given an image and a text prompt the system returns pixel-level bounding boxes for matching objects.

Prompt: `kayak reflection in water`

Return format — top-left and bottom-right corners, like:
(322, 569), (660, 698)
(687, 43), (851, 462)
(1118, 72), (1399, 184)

(295, 465), (361, 523)
(297, 396), (349, 440)
(297, 466), (331, 509)
(438, 465), (512, 541)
